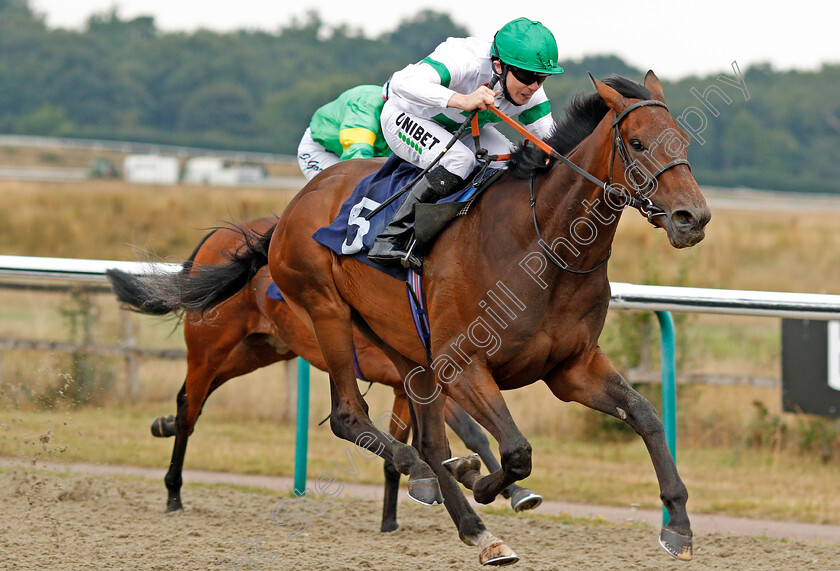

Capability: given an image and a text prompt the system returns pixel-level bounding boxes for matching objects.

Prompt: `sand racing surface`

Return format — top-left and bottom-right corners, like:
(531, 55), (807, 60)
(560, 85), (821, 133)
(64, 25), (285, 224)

(2, 466), (839, 570)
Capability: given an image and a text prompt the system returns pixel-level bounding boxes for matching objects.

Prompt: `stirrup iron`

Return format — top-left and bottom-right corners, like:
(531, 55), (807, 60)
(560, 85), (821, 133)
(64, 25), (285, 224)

(400, 239), (418, 268)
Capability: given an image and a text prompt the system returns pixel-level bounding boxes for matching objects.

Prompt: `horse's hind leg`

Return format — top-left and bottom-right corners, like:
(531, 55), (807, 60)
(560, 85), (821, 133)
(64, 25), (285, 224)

(545, 348), (693, 561)
(161, 330), (283, 512)
(161, 349), (228, 513)
(306, 307), (440, 504)
(380, 391), (410, 532)
(161, 374), (205, 513)
(405, 368), (518, 566)
(151, 411), (176, 437)
(443, 399), (542, 512)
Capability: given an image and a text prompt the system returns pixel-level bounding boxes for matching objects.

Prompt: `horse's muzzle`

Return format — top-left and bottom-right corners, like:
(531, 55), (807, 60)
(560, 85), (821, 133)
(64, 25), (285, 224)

(664, 205), (711, 248)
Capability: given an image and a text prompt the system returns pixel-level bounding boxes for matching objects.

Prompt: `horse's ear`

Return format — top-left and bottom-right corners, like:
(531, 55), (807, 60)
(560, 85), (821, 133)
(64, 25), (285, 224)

(644, 70), (666, 103)
(588, 72), (631, 113)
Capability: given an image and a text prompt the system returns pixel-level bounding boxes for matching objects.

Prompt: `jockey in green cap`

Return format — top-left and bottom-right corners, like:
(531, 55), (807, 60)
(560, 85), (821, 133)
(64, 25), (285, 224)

(369, 17), (564, 270)
(297, 85), (392, 180)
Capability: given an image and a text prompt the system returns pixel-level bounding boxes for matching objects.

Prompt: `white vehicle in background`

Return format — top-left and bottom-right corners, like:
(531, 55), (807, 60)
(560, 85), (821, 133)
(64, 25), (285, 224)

(182, 156), (265, 186)
(123, 154), (180, 185)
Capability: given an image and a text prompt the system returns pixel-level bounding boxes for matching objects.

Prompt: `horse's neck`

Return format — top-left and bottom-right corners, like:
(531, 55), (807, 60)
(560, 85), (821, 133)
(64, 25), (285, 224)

(535, 116), (621, 274)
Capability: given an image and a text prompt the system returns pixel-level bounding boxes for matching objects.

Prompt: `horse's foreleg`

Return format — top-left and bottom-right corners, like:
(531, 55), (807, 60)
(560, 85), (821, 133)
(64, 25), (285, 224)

(545, 348), (693, 561)
(380, 391), (410, 532)
(443, 369), (532, 506)
(308, 310), (440, 504)
(444, 398), (542, 512)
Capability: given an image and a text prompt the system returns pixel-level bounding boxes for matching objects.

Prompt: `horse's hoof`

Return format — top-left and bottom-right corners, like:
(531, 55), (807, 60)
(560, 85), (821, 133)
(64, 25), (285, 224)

(165, 501), (183, 513)
(407, 477), (443, 506)
(659, 527), (693, 561)
(510, 488), (542, 512)
(442, 454), (481, 480)
(151, 414), (175, 438)
(479, 540), (519, 566)
(380, 521), (399, 533)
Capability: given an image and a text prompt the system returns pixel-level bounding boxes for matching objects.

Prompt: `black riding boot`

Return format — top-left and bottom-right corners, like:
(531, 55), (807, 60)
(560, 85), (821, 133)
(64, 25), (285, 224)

(368, 166), (464, 270)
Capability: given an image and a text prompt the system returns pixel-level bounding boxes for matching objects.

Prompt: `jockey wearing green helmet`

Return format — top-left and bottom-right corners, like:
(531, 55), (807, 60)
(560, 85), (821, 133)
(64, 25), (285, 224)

(369, 17), (564, 270)
(491, 17), (565, 105)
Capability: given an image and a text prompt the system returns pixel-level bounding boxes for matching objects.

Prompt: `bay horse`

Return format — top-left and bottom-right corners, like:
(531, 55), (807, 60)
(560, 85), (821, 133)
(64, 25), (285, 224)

(156, 73), (710, 565)
(106, 217), (541, 531)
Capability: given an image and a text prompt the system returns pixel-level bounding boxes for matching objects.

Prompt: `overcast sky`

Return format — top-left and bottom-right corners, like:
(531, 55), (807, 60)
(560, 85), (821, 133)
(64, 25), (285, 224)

(28, 0), (840, 80)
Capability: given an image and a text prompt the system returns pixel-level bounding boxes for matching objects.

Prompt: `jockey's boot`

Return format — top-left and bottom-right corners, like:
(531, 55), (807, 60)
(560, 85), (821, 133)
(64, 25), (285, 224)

(368, 166), (464, 270)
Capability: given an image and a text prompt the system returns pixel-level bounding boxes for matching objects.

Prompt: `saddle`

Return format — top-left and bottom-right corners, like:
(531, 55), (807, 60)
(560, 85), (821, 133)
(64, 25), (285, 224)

(413, 166), (505, 250)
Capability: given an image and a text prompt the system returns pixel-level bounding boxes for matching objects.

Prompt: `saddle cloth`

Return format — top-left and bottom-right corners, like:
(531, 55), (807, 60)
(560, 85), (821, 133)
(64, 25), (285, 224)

(312, 155), (497, 280)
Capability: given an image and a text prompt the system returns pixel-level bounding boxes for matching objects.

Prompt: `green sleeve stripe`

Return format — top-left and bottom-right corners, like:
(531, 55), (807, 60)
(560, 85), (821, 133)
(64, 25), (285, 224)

(431, 113), (462, 132)
(340, 142), (375, 160)
(518, 100), (552, 125)
(475, 109), (502, 128)
(421, 56), (451, 88)
(433, 110), (503, 132)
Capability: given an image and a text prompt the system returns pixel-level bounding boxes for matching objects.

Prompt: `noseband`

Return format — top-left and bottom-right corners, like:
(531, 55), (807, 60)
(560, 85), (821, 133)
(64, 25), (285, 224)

(530, 98), (692, 274)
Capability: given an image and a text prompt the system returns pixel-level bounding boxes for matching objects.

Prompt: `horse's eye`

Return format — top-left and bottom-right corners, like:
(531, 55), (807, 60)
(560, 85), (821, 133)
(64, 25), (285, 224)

(630, 139), (645, 151)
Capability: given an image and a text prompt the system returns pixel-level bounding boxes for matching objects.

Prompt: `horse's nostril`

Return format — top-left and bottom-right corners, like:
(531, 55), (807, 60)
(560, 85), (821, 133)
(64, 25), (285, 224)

(672, 210), (696, 227)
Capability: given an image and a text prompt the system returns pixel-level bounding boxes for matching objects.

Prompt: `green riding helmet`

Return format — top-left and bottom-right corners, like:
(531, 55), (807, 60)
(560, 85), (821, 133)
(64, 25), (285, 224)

(491, 17), (564, 74)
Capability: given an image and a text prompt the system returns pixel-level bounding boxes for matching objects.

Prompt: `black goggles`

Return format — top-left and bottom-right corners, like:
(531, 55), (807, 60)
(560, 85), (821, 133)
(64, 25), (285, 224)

(508, 66), (550, 86)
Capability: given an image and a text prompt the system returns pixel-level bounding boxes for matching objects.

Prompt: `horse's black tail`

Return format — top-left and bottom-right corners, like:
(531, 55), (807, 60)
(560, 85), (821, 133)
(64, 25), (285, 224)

(106, 221), (277, 318)
(106, 226), (221, 316)
(106, 267), (177, 315)
(173, 221), (276, 315)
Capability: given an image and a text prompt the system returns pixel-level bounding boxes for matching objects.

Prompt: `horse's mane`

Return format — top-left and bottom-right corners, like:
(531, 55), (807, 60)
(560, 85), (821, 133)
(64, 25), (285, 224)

(507, 75), (652, 178)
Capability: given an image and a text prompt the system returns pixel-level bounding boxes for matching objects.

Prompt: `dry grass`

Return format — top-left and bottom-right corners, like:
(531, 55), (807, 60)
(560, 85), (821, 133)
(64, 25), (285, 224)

(2, 179), (839, 292)
(0, 144), (301, 176)
(0, 180), (298, 260)
(0, 145), (127, 169)
(608, 204), (840, 294)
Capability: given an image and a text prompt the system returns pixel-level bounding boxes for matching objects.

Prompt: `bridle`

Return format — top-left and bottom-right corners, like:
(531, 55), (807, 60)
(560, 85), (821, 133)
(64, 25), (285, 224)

(518, 98), (692, 274)
(607, 99), (691, 221)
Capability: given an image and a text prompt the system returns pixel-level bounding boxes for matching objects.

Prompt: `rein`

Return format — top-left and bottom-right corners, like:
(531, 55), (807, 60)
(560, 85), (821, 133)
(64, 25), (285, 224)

(484, 99), (691, 274)
(528, 172), (611, 275)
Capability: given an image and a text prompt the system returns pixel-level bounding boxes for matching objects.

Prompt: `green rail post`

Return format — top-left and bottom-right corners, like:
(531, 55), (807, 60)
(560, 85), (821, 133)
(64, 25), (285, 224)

(655, 311), (677, 526)
(293, 357), (311, 496)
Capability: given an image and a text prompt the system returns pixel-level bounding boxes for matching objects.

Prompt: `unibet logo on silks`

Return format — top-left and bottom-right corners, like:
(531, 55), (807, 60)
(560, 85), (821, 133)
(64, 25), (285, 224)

(395, 113), (441, 156)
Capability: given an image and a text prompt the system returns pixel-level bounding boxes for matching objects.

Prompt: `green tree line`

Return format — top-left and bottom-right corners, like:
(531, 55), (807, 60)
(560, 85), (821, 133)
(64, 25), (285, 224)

(1, 2), (838, 193)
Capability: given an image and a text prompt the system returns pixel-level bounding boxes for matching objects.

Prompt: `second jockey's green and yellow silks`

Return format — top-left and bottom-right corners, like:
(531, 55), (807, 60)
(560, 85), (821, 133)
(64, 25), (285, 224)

(309, 85), (392, 161)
